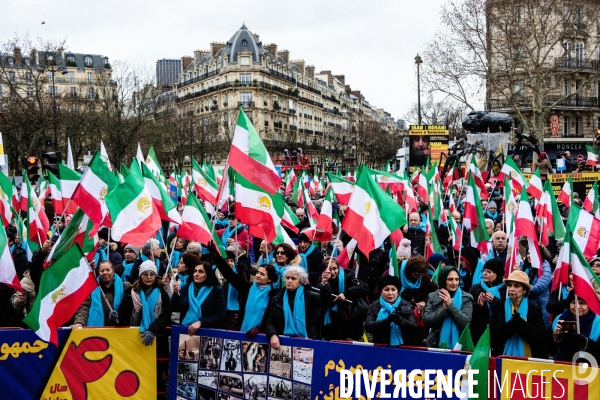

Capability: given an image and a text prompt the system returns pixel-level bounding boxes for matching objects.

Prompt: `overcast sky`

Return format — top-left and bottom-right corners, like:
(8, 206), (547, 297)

(1, 0), (447, 122)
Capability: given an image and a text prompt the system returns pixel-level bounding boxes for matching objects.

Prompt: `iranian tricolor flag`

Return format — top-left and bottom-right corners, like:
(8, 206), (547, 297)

(140, 162), (182, 225)
(404, 178), (418, 212)
(192, 159), (219, 204)
(416, 170), (429, 204)
(515, 188), (543, 277)
(571, 240), (600, 315)
(500, 157), (528, 192)
(538, 179), (566, 246)
(504, 176), (518, 248)
(389, 241), (399, 277)
(71, 151), (118, 235)
(526, 167), (543, 200)
(0, 227), (23, 292)
(25, 176), (50, 255)
(346, 169), (355, 182)
(23, 244), (97, 345)
(425, 207), (443, 259)
(567, 204), (600, 260)
(327, 173), (354, 205)
(341, 166), (407, 257)
(551, 232), (571, 292)
(303, 187), (319, 224)
(467, 158), (488, 200)
(273, 225), (296, 249)
(370, 168), (404, 194)
(463, 173), (490, 253)
(281, 202), (300, 234)
(0, 171), (13, 227)
(446, 209), (462, 251)
(336, 238), (357, 269)
(557, 175), (573, 207)
(586, 145), (599, 167)
(177, 194), (227, 258)
(100, 140), (112, 170)
(47, 209), (98, 264)
(47, 171), (64, 215)
(284, 168), (297, 195)
(57, 163), (81, 215)
(314, 189), (333, 242)
(105, 162), (161, 247)
(583, 181), (600, 218)
(235, 172), (284, 243)
(227, 107), (280, 194)
(443, 162), (456, 191)
(309, 176), (323, 196)
(216, 165), (233, 209)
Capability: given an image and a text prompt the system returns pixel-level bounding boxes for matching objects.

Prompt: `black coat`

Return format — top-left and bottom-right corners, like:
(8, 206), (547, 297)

(172, 283), (226, 329)
(128, 258), (167, 284)
(300, 246), (324, 284)
(468, 283), (506, 345)
(265, 285), (328, 340)
(404, 227), (426, 256)
(119, 286), (171, 335)
(11, 244), (28, 280)
(364, 298), (418, 345)
(489, 298), (547, 358)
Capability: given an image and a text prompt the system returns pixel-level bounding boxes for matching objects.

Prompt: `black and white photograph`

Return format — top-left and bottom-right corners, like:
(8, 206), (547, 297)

(197, 370), (219, 389)
(216, 393), (242, 400)
(217, 372), (244, 397)
(219, 339), (242, 372)
(177, 362), (198, 382)
(176, 381), (197, 399)
(178, 334), (201, 362)
(199, 336), (222, 370)
(196, 386), (217, 400)
(292, 347), (314, 384)
(268, 376), (292, 400)
(241, 341), (269, 373)
(269, 345), (292, 379)
(292, 382), (311, 400)
(243, 374), (268, 400)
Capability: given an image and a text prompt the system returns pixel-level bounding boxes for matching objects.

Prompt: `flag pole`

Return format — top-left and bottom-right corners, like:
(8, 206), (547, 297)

(159, 228), (173, 275)
(574, 294), (581, 334)
(106, 228), (111, 261)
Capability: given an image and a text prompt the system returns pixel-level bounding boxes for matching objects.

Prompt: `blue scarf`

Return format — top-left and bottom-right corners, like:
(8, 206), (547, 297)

(299, 245), (316, 272)
(221, 224), (242, 243)
(264, 251), (274, 265)
(552, 311), (600, 342)
(439, 288), (463, 349)
(139, 288), (160, 333)
(273, 265), (287, 289)
(561, 287), (569, 300)
(377, 296), (403, 345)
(94, 246), (107, 265)
(176, 273), (189, 293)
(226, 266), (240, 311)
(471, 259), (485, 287)
(400, 259), (421, 293)
(215, 217), (228, 227)
(283, 288), (308, 337)
(485, 210), (498, 220)
(408, 222), (426, 232)
(170, 250), (184, 271)
(122, 260), (136, 281)
(10, 244), (15, 254)
(503, 297), (529, 356)
(323, 271), (345, 325)
(88, 275), (124, 327)
(240, 283), (272, 331)
(480, 281), (504, 315)
(181, 284), (213, 326)
(140, 254), (161, 271)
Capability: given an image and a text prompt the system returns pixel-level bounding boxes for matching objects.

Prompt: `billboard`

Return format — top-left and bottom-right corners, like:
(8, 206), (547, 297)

(409, 125), (449, 168)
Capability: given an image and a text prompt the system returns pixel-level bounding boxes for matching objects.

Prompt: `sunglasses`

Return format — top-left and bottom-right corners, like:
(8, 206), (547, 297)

(275, 251), (286, 255)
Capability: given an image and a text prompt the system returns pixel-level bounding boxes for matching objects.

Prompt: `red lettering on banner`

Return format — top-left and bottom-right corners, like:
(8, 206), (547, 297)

(574, 380), (588, 400)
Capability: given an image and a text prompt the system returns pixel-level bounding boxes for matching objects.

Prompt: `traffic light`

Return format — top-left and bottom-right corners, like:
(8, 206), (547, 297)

(26, 156), (41, 184)
(42, 151), (61, 176)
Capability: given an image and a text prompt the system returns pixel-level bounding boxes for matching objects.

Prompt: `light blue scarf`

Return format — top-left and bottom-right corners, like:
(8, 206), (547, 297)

(400, 259), (421, 293)
(139, 287), (160, 333)
(439, 288), (463, 349)
(377, 296), (403, 345)
(240, 283), (272, 331)
(480, 281), (504, 315)
(283, 288), (308, 337)
(323, 270), (345, 325)
(87, 274), (124, 327)
(170, 250), (184, 271)
(181, 284), (213, 326)
(552, 313), (600, 342)
(273, 265), (287, 289)
(94, 246), (107, 265)
(122, 261), (136, 281)
(471, 259), (486, 287)
(221, 223), (242, 243)
(226, 266), (240, 311)
(299, 245), (316, 272)
(503, 297), (529, 356)
(408, 222), (426, 233)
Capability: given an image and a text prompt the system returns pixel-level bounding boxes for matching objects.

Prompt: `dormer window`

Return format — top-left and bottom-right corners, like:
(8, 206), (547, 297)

(242, 39), (247, 47)
(84, 56), (93, 67)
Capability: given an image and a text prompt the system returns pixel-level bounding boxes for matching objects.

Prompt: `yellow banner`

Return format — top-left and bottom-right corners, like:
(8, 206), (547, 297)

(499, 358), (599, 400)
(40, 328), (156, 400)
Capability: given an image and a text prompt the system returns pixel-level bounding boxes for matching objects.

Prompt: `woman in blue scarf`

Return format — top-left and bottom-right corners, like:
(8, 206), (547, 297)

(423, 266), (473, 349)
(468, 258), (506, 344)
(214, 251), (278, 335)
(71, 260), (131, 328)
(272, 244), (302, 289)
(214, 211), (229, 230)
(168, 253), (195, 324)
(265, 266), (328, 350)
(489, 270), (546, 358)
(365, 275), (418, 345)
(172, 260), (226, 335)
(169, 238), (188, 272)
(552, 293), (600, 362)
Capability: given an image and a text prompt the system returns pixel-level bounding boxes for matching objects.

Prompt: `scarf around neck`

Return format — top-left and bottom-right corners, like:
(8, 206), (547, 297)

(400, 259), (421, 293)
(226, 266), (240, 311)
(323, 271), (345, 325)
(283, 288), (308, 338)
(221, 224), (242, 243)
(88, 275), (124, 327)
(408, 222), (426, 233)
(299, 245), (315, 272)
(138, 287), (160, 333)
(439, 288), (463, 349)
(181, 284), (213, 326)
(140, 254), (161, 271)
(122, 260), (136, 281)
(552, 309), (600, 342)
(503, 297), (530, 357)
(377, 295), (403, 345)
(240, 283), (272, 331)
(480, 280), (504, 315)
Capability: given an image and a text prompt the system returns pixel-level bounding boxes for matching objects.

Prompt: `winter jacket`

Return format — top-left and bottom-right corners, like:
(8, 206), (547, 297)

(364, 298), (418, 345)
(423, 290), (473, 348)
(172, 283), (226, 329)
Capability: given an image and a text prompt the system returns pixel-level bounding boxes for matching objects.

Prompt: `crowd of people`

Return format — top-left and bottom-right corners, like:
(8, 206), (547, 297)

(3, 167), (600, 396)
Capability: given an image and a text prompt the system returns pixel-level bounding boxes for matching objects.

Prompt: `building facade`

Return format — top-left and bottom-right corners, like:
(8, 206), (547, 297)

(156, 59), (182, 88)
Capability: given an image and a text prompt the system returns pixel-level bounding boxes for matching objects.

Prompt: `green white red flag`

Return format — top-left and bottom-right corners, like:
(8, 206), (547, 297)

(104, 161), (162, 247)
(313, 188), (333, 242)
(284, 168), (297, 195)
(326, 172), (354, 206)
(567, 203), (600, 260)
(47, 171), (64, 215)
(526, 167), (543, 200)
(551, 231), (571, 292)
(467, 158), (488, 200)
(463, 172), (490, 253)
(389, 241), (399, 277)
(141, 162), (182, 225)
(538, 179), (565, 246)
(500, 157), (528, 192)
(341, 166), (407, 257)
(192, 158), (219, 204)
(0, 226), (23, 292)
(177, 194), (227, 258)
(515, 188), (543, 277)
(0, 171), (13, 227)
(48, 208), (98, 263)
(586, 145), (599, 167)
(23, 244), (97, 345)
(557, 175), (573, 207)
(571, 239), (600, 315)
(25, 175), (50, 255)
(57, 163), (81, 214)
(583, 181), (600, 218)
(227, 107), (281, 194)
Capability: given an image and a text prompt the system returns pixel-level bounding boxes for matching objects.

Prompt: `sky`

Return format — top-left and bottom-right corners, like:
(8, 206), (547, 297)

(1, 0), (447, 123)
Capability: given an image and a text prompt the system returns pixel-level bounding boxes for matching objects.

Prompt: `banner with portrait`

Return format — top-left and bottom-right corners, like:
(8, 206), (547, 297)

(408, 125), (449, 168)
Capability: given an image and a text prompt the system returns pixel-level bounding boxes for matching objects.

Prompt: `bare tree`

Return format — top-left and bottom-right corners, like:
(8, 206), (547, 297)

(404, 96), (469, 139)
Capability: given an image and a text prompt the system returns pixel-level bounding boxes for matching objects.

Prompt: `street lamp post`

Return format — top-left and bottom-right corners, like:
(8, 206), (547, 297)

(45, 53), (68, 152)
(415, 54), (423, 125)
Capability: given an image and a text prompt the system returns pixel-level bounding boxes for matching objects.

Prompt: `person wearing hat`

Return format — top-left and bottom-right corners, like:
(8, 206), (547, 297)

(272, 243), (302, 289)
(423, 266), (473, 349)
(427, 253), (448, 276)
(449, 245), (483, 292)
(468, 259), (506, 344)
(169, 238), (188, 273)
(297, 230), (324, 284)
(214, 210), (229, 231)
(121, 243), (141, 282)
(127, 239), (167, 284)
(171, 259), (226, 332)
(365, 275), (418, 345)
(484, 201), (503, 226)
(489, 270), (546, 358)
(551, 292), (600, 362)
(218, 212), (252, 252)
(533, 152), (553, 174)
(213, 250), (278, 335)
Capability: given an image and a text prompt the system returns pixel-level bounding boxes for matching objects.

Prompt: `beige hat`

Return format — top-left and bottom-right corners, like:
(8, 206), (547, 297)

(503, 270), (532, 291)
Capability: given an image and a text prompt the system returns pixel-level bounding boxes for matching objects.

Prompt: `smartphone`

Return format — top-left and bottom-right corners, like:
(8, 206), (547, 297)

(561, 321), (577, 332)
